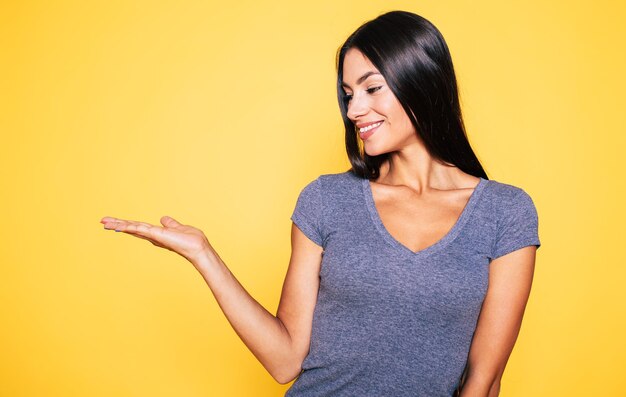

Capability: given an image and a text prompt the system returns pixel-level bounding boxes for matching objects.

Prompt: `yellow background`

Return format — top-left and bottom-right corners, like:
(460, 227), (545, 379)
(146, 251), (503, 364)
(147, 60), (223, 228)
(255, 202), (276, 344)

(1, 1), (625, 396)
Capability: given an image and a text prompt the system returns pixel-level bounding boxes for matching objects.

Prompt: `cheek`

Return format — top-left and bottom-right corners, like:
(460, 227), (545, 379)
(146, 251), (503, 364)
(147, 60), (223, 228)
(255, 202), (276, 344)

(383, 96), (408, 123)
(373, 93), (415, 134)
(389, 102), (414, 132)
(401, 114), (415, 132)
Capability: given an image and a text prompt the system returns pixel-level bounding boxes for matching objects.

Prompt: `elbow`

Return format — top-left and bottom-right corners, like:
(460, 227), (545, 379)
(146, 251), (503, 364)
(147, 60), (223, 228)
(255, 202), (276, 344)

(271, 368), (301, 385)
(460, 366), (503, 396)
(274, 375), (297, 385)
(269, 362), (302, 385)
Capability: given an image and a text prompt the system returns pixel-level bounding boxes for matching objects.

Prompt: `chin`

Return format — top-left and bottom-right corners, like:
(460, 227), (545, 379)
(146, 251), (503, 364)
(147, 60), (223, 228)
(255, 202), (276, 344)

(363, 144), (391, 157)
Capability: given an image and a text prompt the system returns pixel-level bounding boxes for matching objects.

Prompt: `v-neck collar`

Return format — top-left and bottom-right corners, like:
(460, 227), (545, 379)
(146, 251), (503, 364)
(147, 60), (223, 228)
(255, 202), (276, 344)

(361, 177), (487, 261)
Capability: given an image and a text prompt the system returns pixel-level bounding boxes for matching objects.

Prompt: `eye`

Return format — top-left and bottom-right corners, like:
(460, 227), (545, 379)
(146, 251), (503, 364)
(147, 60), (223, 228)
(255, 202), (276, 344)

(342, 93), (353, 103)
(367, 86), (382, 94)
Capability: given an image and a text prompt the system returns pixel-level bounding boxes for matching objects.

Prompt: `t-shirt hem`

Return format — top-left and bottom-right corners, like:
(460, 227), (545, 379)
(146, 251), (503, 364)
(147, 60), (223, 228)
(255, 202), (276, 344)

(492, 238), (541, 260)
(291, 214), (323, 247)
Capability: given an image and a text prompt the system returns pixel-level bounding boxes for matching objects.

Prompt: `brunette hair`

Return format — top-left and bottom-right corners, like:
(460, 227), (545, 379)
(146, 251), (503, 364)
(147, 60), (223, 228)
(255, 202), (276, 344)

(337, 11), (488, 180)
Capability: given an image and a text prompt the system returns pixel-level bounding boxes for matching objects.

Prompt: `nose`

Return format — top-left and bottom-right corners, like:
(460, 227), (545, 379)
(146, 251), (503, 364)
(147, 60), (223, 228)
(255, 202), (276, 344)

(346, 92), (368, 121)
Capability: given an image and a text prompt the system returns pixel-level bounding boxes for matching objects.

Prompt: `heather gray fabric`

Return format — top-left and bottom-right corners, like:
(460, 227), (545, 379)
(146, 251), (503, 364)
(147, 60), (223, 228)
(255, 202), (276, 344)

(286, 171), (541, 397)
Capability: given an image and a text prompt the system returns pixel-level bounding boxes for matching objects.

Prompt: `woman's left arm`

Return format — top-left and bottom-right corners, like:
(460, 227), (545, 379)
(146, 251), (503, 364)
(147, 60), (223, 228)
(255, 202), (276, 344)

(459, 245), (537, 397)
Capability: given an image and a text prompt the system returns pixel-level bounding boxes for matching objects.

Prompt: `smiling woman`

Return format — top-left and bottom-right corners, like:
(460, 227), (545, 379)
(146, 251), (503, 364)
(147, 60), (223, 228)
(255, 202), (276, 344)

(341, 49), (418, 153)
(102, 10), (540, 397)
(336, 11), (486, 182)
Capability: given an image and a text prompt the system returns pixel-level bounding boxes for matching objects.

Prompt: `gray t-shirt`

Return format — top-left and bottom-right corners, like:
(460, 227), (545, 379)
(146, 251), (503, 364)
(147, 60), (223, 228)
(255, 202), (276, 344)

(286, 171), (541, 397)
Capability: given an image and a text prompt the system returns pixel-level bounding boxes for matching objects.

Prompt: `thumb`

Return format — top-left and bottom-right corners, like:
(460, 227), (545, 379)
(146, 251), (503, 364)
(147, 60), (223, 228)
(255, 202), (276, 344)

(160, 215), (182, 228)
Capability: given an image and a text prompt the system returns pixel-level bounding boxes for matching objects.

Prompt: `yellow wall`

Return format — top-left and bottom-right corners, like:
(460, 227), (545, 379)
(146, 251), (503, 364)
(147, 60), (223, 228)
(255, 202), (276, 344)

(1, 1), (624, 396)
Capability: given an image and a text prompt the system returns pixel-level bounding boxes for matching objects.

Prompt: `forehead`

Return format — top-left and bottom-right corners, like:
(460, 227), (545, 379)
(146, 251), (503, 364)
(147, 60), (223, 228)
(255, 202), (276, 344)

(342, 48), (382, 83)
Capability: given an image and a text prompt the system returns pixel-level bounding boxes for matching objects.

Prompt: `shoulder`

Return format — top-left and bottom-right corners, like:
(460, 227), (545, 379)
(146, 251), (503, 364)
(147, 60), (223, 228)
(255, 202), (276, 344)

(481, 178), (537, 211)
(481, 178), (540, 227)
(294, 170), (362, 204)
(317, 170), (361, 184)
(483, 178), (528, 199)
(481, 179), (541, 258)
(477, 178), (540, 234)
(291, 171), (361, 247)
(307, 170), (363, 194)
(294, 171), (364, 214)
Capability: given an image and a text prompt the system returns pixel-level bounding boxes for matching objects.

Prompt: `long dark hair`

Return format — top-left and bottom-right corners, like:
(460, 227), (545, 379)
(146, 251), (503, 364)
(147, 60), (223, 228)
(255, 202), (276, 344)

(337, 11), (488, 180)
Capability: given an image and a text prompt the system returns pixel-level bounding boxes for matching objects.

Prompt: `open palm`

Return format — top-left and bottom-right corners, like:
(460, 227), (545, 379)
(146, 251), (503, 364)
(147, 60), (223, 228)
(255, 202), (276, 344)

(101, 215), (211, 263)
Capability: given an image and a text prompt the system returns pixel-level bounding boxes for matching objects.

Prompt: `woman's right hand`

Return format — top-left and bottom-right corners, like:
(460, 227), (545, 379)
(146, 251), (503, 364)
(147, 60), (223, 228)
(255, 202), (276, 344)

(101, 214), (324, 384)
(100, 215), (213, 265)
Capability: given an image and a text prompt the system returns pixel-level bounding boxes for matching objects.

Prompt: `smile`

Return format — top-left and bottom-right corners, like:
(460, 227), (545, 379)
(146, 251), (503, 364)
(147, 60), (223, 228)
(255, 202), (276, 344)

(359, 121), (383, 133)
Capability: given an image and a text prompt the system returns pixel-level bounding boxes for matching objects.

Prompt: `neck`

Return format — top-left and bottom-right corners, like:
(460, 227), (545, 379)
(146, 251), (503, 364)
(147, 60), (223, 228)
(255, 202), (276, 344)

(375, 143), (475, 193)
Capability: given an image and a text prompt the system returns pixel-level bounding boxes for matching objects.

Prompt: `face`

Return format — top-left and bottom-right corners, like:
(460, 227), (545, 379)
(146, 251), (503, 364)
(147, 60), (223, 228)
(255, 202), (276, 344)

(341, 48), (418, 156)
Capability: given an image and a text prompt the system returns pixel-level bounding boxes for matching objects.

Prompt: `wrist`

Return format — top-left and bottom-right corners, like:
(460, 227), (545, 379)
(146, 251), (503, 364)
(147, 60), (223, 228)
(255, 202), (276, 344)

(189, 246), (221, 275)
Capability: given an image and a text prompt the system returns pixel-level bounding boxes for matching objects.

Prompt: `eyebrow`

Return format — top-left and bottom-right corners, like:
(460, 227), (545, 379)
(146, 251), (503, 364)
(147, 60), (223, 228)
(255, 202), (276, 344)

(341, 71), (382, 89)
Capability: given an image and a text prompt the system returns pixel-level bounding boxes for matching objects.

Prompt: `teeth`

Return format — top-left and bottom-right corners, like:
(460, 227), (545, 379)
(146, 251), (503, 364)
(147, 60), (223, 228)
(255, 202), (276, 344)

(360, 122), (382, 133)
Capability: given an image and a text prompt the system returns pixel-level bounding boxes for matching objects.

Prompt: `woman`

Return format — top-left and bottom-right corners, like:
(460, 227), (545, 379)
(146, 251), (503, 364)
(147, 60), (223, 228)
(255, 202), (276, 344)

(101, 11), (540, 396)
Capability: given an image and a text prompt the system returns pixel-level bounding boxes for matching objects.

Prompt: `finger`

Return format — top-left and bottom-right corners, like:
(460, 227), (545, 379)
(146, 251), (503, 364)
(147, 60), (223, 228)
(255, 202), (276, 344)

(102, 219), (125, 230)
(123, 222), (156, 236)
(103, 220), (127, 231)
(124, 231), (167, 248)
(102, 218), (154, 231)
(101, 216), (125, 225)
(160, 216), (182, 228)
(124, 220), (154, 228)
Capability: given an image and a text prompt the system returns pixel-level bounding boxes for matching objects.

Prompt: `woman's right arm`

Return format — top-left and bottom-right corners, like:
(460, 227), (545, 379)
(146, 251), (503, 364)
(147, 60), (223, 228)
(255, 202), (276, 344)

(193, 223), (322, 384)
(101, 215), (322, 384)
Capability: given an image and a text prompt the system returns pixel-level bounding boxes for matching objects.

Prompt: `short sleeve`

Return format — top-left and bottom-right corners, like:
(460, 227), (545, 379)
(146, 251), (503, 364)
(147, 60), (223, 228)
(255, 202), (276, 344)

(491, 189), (541, 260)
(290, 177), (324, 247)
